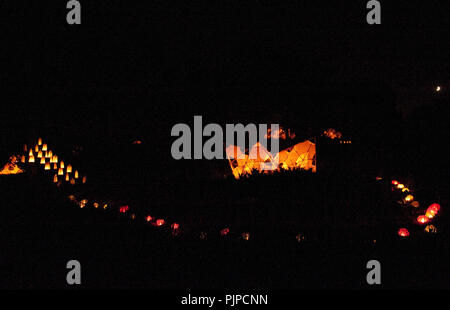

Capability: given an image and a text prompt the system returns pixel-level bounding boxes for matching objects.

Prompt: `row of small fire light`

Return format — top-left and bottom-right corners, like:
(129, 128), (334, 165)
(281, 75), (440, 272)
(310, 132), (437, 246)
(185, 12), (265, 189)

(388, 179), (441, 237)
(21, 138), (87, 185)
(68, 196), (257, 241)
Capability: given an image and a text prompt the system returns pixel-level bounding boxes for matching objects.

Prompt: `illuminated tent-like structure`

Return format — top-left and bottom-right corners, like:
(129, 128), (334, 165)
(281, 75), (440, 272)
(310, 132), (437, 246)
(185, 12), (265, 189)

(226, 140), (316, 179)
(0, 156), (25, 175)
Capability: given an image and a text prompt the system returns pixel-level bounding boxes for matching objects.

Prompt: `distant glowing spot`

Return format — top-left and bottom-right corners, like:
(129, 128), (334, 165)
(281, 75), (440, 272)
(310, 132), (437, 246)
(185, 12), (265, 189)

(398, 228), (409, 237)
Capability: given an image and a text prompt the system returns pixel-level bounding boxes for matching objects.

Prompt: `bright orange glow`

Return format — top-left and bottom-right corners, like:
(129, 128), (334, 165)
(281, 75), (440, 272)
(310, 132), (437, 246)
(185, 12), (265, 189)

(74, 170), (79, 179)
(426, 205), (439, 218)
(322, 128), (342, 140)
(60, 161), (64, 169)
(156, 219), (165, 226)
(398, 228), (410, 237)
(397, 184), (405, 189)
(53, 163), (58, 170)
(53, 174), (58, 183)
(29, 156), (35, 163)
(65, 173), (70, 181)
(28, 149), (33, 157)
(93, 203), (99, 208)
(35, 145), (39, 152)
(67, 164), (72, 173)
(37, 151), (43, 158)
(40, 157), (45, 164)
(404, 195), (414, 202)
(241, 232), (250, 240)
(79, 199), (88, 208)
(146, 215), (153, 222)
(171, 223), (180, 230)
(226, 140), (316, 179)
(38, 138), (42, 146)
(82, 175), (87, 183)
(42, 144), (48, 151)
(58, 168), (64, 175)
(44, 163), (51, 170)
(425, 210), (435, 219)
(391, 180), (399, 186)
(417, 215), (429, 225)
(0, 156), (25, 175)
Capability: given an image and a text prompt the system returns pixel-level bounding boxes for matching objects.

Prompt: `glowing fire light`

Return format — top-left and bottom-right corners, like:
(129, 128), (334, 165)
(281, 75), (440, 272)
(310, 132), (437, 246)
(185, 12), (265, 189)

(171, 223), (180, 230)
(428, 203), (440, 213)
(417, 215), (429, 225)
(398, 228), (410, 237)
(404, 195), (414, 202)
(145, 215), (153, 222)
(391, 180), (399, 186)
(156, 219), (165, 226)
(424, 225), (437, 234)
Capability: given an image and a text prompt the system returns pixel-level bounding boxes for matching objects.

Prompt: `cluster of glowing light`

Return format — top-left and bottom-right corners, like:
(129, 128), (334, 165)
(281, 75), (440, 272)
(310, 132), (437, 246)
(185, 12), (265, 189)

(25, 138), (85, 186)
(156, 219), (165, 226)
(398, 228), (410, 237)
(171, 223), (180, 230)
(79, 199), (88, 208)
(397, 183), (405, 189)
(322, 128), (342, 140)
(391, 180), (399, 186)
(264, 127), (295, 140)
(119, 205), (129, 213)
(146, 215), (153, 222)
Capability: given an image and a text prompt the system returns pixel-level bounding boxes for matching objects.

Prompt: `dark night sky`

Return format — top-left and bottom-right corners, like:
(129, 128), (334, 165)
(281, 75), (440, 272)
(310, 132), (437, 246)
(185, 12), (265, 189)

(1, 0), (449, 138)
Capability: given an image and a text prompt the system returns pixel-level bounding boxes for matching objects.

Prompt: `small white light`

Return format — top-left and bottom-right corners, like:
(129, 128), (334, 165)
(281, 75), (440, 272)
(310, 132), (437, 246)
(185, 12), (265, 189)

(436, 86), (441, 92)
